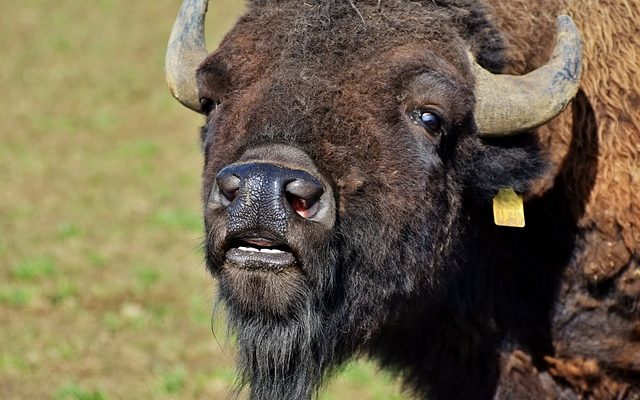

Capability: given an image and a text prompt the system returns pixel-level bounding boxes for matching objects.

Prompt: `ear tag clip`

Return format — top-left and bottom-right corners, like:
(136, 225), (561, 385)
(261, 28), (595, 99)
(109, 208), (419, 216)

(493, 188), (525, 228)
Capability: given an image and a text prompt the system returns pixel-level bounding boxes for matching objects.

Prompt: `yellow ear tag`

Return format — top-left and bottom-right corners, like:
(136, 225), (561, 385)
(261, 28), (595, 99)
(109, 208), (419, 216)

(492, 188), (525, 228)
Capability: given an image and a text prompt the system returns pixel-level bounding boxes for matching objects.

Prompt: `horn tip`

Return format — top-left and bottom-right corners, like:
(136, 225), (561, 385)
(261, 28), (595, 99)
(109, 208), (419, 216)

(555, 15), (580, 36)
(554, 14), (583, 84)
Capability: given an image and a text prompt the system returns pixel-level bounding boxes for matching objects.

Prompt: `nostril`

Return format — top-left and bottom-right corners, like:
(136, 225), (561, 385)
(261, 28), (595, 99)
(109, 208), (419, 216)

(287, 195), (319, 218)
(285, 178), (324, 219)
(216, 172), (241, 204)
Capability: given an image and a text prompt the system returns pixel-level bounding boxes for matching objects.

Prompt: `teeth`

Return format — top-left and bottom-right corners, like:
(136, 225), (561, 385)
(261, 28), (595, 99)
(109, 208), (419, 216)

(260, 248), (284, 254)
(238, 246), (259, 252)
(237, 246), (285, 254)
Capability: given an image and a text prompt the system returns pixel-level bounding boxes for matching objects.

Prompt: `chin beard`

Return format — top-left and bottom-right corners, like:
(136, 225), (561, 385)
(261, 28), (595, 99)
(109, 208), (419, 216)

(222, 288), (335, 400)
(208, 229), (342, 399)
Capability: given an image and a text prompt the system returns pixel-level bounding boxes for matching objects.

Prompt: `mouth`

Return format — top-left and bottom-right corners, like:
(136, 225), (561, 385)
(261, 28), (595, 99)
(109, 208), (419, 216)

(225, 235), (296, 271)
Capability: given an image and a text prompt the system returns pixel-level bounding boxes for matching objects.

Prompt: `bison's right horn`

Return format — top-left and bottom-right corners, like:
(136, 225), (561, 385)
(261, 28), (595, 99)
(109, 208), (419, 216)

(165, 0), (210, 112)
(472, 15), (582, 136)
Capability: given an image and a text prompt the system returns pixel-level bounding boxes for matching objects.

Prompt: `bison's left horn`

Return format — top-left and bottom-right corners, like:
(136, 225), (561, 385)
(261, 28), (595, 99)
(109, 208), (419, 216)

(472, 15), (582, 136)
(165, 0), (210, 112)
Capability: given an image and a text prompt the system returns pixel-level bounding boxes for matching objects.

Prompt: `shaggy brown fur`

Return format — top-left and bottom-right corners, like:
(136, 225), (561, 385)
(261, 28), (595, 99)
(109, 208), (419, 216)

(194, 0), (640, 398)
(484, 1), (640, 397)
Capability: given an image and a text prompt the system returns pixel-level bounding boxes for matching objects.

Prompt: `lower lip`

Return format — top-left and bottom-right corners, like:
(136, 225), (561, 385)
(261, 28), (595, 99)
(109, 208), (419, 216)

(225, 248), (296, 271)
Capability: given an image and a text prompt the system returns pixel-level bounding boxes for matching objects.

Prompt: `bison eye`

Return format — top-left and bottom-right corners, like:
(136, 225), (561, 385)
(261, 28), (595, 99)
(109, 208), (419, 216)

(199, 97), (219, 114)
(411, 109), (443, 134)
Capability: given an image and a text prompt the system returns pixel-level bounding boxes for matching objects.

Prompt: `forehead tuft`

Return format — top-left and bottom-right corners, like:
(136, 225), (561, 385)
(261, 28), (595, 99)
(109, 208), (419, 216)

(225, 0), (506, 77)
(239, 1), (465, 66)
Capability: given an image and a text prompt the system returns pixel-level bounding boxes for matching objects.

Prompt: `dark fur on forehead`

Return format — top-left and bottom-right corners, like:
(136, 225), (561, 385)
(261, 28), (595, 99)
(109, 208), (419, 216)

(241, 0), (506, 72)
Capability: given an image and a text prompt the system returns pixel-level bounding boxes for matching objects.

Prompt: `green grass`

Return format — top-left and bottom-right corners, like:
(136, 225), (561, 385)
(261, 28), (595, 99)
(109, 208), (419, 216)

(0, 287), (33, 307)
(50, 278), (77, 304)
(0, 353), (29, 373)
(0, 1), (406, 399)
(55, 383), (106, 400)
(57, 221), (82, 239)
(158, 365), (188, 395)
(135, 266), (162, 288)
(11, 257), (57, 282)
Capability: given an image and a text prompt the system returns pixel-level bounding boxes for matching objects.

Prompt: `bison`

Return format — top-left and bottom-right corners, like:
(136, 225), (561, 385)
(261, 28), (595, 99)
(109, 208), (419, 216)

(164, 0), (640, 399)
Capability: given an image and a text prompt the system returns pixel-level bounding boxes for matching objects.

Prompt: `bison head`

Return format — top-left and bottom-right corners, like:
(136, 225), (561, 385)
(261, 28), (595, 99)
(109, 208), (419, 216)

(165, 1), (581, 398)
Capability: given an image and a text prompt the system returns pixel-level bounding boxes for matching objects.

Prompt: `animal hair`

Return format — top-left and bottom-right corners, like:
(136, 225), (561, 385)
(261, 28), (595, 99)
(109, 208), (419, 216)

(198, 0), (640, 398)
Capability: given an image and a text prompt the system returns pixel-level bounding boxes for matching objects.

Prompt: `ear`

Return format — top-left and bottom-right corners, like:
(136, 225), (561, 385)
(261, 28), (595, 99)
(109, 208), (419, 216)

(459, 133), (546, 203)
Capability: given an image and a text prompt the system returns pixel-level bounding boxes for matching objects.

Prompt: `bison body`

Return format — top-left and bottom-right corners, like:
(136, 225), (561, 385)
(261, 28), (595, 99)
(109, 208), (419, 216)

(165, 0), (640, 398)
(487, 1), (640, 397)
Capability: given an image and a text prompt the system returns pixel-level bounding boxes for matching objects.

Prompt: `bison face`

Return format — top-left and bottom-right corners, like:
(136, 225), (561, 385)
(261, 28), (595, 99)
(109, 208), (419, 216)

(203, 59), (478, 317)
(199, 38), (476, 314)
(165, 1), (581, 398)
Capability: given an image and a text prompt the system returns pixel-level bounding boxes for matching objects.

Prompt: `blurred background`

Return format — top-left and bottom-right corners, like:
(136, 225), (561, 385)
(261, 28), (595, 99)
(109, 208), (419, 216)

(0, 1), (405, 398)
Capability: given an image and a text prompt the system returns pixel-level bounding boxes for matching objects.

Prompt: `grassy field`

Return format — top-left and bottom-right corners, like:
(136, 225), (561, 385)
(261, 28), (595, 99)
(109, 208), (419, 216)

(0, 1), (406, 398)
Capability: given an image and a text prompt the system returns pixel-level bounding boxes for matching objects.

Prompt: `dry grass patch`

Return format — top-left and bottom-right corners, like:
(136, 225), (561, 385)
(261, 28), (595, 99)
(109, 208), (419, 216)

(0, 1), (405, 398)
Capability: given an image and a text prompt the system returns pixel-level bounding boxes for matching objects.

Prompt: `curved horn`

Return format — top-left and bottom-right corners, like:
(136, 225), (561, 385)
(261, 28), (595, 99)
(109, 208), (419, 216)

(473, 15), (582, 137)
(165, 0), (210, 112)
